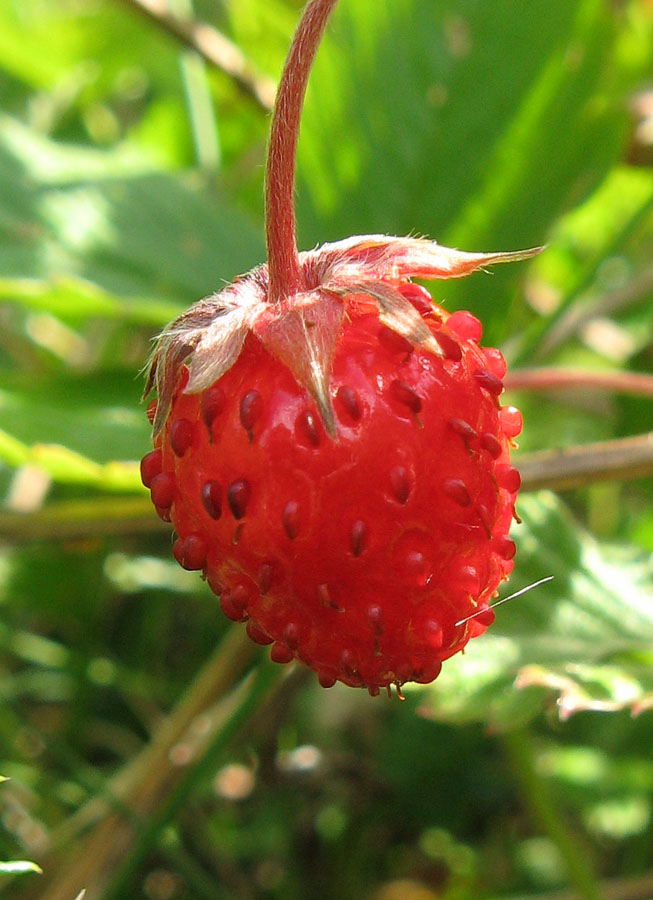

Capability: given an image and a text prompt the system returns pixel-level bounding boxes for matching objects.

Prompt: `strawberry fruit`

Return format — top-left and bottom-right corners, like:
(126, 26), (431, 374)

(141, 0), (539, 695)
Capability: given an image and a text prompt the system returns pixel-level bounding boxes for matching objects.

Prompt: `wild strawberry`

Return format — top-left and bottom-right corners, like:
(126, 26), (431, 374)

(141, 0), (540, 694)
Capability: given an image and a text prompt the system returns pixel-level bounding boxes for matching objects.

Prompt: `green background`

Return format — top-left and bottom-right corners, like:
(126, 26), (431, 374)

(0, 1), (652, 898)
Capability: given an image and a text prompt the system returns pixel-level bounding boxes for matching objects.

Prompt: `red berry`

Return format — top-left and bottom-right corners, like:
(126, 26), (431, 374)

(142, 249), (525, 694)
(140, 449), (162, 488)
(446, 310), (482, 343)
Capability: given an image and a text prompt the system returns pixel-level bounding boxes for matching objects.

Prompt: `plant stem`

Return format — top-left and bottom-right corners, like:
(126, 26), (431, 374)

(265, 0), (339, 302)
(30, 627), (267, 900)
(502, 729), (603, 900)
(506, 368), (653, 397)
(517, 432), (653, 492)
(117, 0), (276, 111)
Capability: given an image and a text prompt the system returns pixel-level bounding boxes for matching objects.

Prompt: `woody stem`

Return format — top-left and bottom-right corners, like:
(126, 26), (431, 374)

(265, 0), (339, 303)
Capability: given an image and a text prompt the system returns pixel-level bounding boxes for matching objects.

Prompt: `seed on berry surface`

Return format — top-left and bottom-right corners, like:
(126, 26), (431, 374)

(201, 385), (226, 430)
(479, 432), (502, 458)
(378, 324), (413, 356)
(448, 418), (478, 445)
(140, 450), (162, 487)
(405, 550), (427, 578)
(389, 465), (411, 503)
(390, 379), (422, 413)
(367, 604), (384, 636)
(317, 583), (342, 610)
(282, 500), (300, 539)
(240, 390), (263, 440)
(335, 385), (361, 422)
(457, 564), (480, 595)
(227, 479), (250, 519)
(206, 572), (224, 597)
(394, 662), (414, 685)
(297, 410), (320, 447)
(434, 329), (462, 360)
(483, 347), (507, 379)
(257, 562), (275, 594)
(201, 481), (222, 519)
(496, 464), (521, 493)
(170, 418), (194, 456)
(413, 660), (442, 684)
(173, 534), (207, 570)
(397, 282), (433, 316)
(150, 472), (175, 509)
(474, 369), (503, 396)
(477, 504), (493, 538)
(155, 505), (172, 523)
(350, 520), (368, 557)
(220, 591), (247, 623)
(494, 535), (517, 560)
(246, 620), (273, 645)
(271, 643), (294, 664)
(500, 405), (523, 438)
(473, 604), (496, 626)
(446, 310), (482, 343)
(318, 670), (337, 688)
(230, 584), (250, 610)
(442, 478), (472, 507)
(283, 622), (301, 649)
(423, 619), (443, 649)
(339, 649), (357, 678)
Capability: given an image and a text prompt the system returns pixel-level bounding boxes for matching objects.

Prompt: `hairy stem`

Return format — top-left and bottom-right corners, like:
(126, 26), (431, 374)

(265, 0), (339, 302)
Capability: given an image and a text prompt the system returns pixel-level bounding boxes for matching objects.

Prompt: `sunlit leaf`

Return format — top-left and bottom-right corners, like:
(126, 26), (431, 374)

(417, 492), (653, 729)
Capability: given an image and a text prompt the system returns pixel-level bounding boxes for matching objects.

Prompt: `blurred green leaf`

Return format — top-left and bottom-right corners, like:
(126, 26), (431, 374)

(296, 0), (638, 341)
(0, 113), (264, 305)
(0, 860), (42, 876)
(417, 492), (653, 729)
(0, 428), (142, 491)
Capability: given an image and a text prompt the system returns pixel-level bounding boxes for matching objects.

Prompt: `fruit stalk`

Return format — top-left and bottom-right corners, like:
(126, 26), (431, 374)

(265, 0), (340, 302)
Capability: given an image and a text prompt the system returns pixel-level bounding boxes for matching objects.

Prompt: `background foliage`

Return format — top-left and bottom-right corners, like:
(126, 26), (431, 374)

(0, 1), (652, 898)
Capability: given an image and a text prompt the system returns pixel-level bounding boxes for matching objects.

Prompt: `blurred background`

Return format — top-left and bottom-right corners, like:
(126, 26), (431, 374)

(0, 0), (652, 898)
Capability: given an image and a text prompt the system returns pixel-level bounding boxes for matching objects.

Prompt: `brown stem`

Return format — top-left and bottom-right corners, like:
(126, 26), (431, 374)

(30, 628), (262, 900)
(506, 367), (653, 398)
(116, 0), (276, 111)
(265, 0), (340, 302)
(3, 433), (652, 544)
(518, 432), (653, 492)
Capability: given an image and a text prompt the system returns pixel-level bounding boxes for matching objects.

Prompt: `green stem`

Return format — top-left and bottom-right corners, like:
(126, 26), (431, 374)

(102, 663), (283, 900)
(502, 729), (603, 900)
(31, 627), (265, 900)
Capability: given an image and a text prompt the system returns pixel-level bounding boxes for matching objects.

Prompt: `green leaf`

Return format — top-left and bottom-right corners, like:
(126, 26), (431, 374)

(416, 492), (653, 729)
(0, 429), (143, 492)
(1, 376), (150, 464)
(0, 113), (265, 307)
(0, 860), (42, 875)
(296, 0), (632, 341)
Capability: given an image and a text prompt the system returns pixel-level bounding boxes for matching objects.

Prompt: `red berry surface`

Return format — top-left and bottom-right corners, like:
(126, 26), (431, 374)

(142, 289), (521, 694)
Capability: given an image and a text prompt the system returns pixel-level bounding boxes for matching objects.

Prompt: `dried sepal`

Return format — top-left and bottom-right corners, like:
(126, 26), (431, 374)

(330, 279), (443, 359)
(305, 234), (543, 284)
(146, 272), (267, 437)
(253, 290), (344, 435)
(145, 233), (540, 439)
